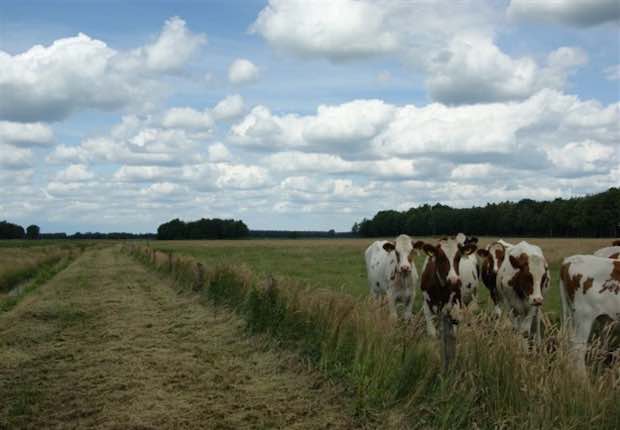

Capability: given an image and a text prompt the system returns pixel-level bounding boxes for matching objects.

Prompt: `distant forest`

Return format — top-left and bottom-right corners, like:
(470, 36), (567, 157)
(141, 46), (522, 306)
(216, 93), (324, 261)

(157, 218), (249, 240)
(0, 221), (156, 240)
(353, 187), (620, 238)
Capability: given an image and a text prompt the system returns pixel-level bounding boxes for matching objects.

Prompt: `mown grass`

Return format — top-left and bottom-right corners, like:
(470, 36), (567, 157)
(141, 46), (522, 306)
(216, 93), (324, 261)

(126, 243), (620, 430)
(0, 242), (88, 311)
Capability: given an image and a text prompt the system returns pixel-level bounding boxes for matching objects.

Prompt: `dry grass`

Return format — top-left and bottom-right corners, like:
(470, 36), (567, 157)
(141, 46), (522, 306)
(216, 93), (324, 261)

(0, 246), (366, 429)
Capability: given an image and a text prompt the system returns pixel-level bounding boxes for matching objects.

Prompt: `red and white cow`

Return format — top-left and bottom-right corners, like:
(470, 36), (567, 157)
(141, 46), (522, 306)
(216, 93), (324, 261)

(476, 239), (514, 316)
(419, 237), (477, 336)
(365, 235), (423, 320)
(496, 241), (550, 341)
(560, 255), (620, 373)
(594, 246), (620, 259)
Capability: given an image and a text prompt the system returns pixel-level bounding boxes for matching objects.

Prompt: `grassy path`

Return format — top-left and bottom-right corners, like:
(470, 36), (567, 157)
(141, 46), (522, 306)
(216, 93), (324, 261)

(0, 247), (362, 429)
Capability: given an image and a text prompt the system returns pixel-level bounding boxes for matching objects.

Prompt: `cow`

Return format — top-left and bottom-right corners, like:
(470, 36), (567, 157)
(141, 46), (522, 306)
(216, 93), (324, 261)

(419, 237), (477, 336)
(365, 234), (423, 320)
(495, 241), (550, 342)
(476, 239), (514, 316)
(594, 246), (620, 259)
(559, 255), (620, 374)
(455, 233), (481, 309)
(613, 239), (620, 246)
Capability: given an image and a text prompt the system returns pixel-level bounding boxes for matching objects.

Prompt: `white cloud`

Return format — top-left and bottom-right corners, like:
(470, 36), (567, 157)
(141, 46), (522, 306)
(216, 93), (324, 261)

(208, 142), (232, 162)
(113, 165), (178, 183)
(426, 36), (588, 104)
(0, 121), (53, 146)
(545, 140), (617, 176)
(228, 58), (259, 84)
(508, 0), (620, 27)
(251, 0), (591, 104)
(252, 0), (398, 60)
(162, 107), (214, 130)
(214, 163), (271, 189)
(604, 64), (620, 81)
(137, 16), (207, 72)
(231, 90), (620, 181)
(212, 94), (245, 120)
(0, 17), (206, 122)
(230, 99), (394, 153)
(141, 182), (182, 196)
(0, 144), (32, 169)
(55, 164), (95, 182)
(47, 115), (208, 166)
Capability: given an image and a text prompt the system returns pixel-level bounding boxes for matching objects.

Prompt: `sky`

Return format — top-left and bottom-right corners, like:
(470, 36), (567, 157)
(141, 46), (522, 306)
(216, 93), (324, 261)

(0, 0), (619, 233)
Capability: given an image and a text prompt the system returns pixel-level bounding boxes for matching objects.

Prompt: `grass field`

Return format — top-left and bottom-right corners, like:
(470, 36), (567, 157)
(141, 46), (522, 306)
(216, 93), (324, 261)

(1, 238), (618, 428)
(0, 246), (365, 428)
(151, 237), (615, 321)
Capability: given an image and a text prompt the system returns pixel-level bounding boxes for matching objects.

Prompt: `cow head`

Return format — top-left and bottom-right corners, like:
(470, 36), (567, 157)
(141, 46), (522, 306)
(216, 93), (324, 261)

(456, 232), (478, 247)
(508, 253), (549, 306)
(422, 237), (476, 317)
(476, 242), (506, 292)
(382, 234), (424, 275)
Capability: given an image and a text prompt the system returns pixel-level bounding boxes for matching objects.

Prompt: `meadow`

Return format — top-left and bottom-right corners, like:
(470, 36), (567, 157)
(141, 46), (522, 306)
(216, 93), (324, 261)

(126, 239), (620, 429)
(151, 236), (615, 320)
(2, 237), (618, 428)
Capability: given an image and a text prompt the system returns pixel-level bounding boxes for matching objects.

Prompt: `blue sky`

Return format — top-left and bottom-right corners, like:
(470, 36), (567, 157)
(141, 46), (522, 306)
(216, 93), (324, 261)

(0, 0), (619, 233)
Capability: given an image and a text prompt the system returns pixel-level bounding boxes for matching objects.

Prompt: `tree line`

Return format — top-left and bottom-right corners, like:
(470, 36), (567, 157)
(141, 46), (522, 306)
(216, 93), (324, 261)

(352, 187), (620, 238)
(157, 218), (249, 240)
(0, 221), (156, 240)
(0, 221), (40, 239)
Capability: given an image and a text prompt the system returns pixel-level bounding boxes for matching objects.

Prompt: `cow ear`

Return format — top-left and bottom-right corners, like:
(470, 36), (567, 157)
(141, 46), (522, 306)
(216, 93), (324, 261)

(476, 249), (490, 258)
(422, 244), (436, 257)
(412, 240), (425, 250)
(460, 243), (477, 256)
(509, 255), (521, 269)
(383, 242), (396, 253)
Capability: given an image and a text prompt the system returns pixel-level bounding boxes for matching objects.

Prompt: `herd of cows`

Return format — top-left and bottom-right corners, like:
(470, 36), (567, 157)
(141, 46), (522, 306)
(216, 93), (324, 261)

(365, 235), (620, 373)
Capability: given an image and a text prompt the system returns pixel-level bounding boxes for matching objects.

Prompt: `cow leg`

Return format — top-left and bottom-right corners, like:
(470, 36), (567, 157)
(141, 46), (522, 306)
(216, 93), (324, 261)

(422, 300), (437, 337)
(468, 290), (480, 313)
(386, 290), (399, 321)
(493, 304), (503, 318)
(571, 315), (594, 376)
(518, 307), (538, 349)
(403, 289), (415, 321)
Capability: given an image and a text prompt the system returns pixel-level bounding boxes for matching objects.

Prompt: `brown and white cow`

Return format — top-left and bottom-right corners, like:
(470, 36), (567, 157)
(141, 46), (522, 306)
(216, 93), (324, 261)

(476, 239), (514, 316)
(419, 237), (477, 336)
(594, 246), (620, 259)
(365, 234), (423, 320)
(560, 255), (620, 373)
(496, 241), (550, 341)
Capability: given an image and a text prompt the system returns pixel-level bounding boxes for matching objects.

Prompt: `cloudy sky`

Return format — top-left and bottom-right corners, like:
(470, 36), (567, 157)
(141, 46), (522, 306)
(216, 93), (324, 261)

(1, 0), (619, 233)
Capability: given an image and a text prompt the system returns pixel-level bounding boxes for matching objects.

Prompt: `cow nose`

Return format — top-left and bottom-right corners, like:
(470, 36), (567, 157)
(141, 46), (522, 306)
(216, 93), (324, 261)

(400, 265), (411, 273)
(531, 296), (543, 306)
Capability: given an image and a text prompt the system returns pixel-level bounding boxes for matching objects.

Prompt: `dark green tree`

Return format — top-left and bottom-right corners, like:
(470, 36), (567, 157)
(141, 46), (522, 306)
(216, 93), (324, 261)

(26, 224), (40, 240)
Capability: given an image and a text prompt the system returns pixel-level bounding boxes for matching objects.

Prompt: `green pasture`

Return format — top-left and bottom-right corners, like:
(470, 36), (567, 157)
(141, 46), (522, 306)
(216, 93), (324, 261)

(149, 237), (614, 322)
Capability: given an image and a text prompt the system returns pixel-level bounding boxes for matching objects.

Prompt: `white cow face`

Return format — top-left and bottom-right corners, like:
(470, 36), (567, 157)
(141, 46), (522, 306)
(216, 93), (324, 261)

(423, 238), (476, 289)
(508, 253), (549, 306)
(383, 234), (423, 274)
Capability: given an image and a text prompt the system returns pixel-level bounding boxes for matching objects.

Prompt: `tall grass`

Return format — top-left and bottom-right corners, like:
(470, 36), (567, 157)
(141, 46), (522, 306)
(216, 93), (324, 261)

(125, 244), (620, 429)
(0, 253), (68, 293)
